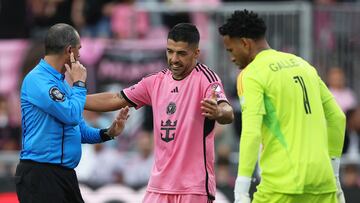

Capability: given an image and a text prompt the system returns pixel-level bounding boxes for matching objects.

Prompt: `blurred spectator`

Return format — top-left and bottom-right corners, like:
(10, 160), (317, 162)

(27, 0), (78, 39)
(216, 156), (235, 202)
(348, 107), (360, 134)
(342, 164), (360, 188)
(314, 0), (336, 49)
(76, 110), (120, 189)
(117, 130), (154, 190)
(81, 0), (120, 38)
(344, 107), (360, 160)
(111, 0), (150, 39)
(0, 96), (20, 151)
(161, 0), (191, 30)
(341, 162), (360, 203)
(327, 67), (357, 113)
(0, 0), (28, 38)
(77, 143), (123, 189)
(327, 67), (358, 155)
(188, 0), (220, 40)
(0, 40), (29, 96)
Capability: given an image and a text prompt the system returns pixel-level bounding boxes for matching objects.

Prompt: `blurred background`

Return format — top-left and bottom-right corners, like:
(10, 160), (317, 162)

(0, 0), (360, 202)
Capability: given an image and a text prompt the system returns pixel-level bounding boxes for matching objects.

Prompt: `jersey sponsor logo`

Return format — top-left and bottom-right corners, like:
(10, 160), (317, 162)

(160, 119), (177, 142)
(166, 102), (176, 115)
(49, 86), (65, 102)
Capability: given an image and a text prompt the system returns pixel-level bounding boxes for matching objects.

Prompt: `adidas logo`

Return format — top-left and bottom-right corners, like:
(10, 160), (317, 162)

(171, 87), (179, 93)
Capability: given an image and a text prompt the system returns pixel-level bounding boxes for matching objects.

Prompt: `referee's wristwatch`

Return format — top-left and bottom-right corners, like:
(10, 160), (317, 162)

(73, 80), (86, 88)
(100, 128), (114, 142)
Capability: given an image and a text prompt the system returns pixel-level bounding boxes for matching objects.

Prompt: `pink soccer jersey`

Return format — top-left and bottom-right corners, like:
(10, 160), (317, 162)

(122, 63), (229, 198)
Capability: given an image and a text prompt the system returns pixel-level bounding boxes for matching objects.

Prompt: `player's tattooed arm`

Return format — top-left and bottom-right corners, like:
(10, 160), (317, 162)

(85, 92), (133, 112)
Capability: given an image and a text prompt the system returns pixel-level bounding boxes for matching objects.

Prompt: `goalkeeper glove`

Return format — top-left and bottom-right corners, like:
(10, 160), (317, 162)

(331, 157), (346, 203)
(234, 176), (251, 203)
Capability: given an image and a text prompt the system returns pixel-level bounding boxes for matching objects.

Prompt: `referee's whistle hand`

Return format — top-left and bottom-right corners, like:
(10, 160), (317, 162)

(65, 52), (87, 83)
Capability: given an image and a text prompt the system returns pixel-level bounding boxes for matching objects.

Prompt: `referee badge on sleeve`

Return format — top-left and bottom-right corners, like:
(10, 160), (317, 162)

(49, 86), (66, 102)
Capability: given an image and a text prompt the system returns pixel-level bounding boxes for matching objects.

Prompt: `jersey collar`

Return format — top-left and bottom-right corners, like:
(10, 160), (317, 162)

(39, 59), (65, 81)
(255, 49), (275, 59)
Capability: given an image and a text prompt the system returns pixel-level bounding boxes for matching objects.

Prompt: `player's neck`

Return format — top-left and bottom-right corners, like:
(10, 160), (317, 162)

(44, 55), (66, 74)
(251, 40), (271, 60)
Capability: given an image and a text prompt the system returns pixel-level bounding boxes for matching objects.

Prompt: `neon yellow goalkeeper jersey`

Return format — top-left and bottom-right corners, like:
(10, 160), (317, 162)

(237, 49), (345, 194)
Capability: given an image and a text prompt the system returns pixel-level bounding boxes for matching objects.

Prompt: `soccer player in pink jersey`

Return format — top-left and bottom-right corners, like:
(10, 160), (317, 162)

(85, 23), (234, 203)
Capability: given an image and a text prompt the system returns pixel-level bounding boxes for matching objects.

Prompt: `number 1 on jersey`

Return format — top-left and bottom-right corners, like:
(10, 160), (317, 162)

(293, 76), (312, 114)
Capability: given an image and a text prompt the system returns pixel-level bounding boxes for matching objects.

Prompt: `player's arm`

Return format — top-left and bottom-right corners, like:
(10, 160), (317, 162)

(85, 92), (133, 112)
(217, 101), (234, 124)
(234, 74), (264, 203)
(319, 77), (346, 203)
(86, 76), (152, 112)
(319, 78), (346, 158)
(201, 90), (234, 124)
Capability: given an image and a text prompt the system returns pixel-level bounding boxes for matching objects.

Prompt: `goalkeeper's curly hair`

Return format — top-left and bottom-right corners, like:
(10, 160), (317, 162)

(219, 10), (267, 40)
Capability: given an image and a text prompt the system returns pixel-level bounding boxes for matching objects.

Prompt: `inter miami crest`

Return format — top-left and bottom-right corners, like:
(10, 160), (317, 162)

(166, 102), (176, 115)
(49, 86), (65, 102)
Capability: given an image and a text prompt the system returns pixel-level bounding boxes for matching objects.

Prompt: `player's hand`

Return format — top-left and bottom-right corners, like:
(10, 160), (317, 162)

(234, 176), (252, 203)
(65, 52), (87, 83)
(201, 90), (220, 120)
(107, 106), (130, 138)
(335, 176), (346, 203)
(331, 157), (346, 203)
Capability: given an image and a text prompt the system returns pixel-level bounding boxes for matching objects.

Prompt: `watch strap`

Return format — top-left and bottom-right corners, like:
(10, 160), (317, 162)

(73, 80), (86, 88)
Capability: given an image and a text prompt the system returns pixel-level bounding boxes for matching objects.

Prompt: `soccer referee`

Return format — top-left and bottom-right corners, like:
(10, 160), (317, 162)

(15, 23), (129, 203)
(219, 10), (346, 203)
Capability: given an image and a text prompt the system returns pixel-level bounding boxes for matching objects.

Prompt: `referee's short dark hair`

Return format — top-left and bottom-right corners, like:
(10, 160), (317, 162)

(45, 23), (80, 55)
(219, 9), (267, 40)
(168, 23), (200, 46)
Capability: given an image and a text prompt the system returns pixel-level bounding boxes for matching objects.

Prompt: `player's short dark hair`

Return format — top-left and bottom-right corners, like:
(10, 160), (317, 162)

(219, 9), (266, 40)
(45, 23), (80, 55)
(168, 23), (200, 46)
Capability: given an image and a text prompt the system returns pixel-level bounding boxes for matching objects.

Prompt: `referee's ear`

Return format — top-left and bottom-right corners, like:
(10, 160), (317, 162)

(65, 45), (72, 55)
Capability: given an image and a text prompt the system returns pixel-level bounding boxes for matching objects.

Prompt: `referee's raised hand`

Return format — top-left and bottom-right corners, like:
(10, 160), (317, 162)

(107, 106), (130, 138)
(65, 52), (87, 83)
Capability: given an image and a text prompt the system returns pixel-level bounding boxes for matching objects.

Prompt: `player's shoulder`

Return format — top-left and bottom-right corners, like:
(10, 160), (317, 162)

(194, 63), (220, 84)
(143, 68), (169, 80)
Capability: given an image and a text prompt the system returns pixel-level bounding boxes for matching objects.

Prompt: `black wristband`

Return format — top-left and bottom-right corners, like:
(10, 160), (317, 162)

(73, 80), (86, 88)
(100, 128), (113, 142)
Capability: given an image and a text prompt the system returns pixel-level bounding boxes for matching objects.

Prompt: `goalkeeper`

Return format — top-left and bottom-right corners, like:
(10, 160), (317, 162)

(219, 10), (346, 203)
